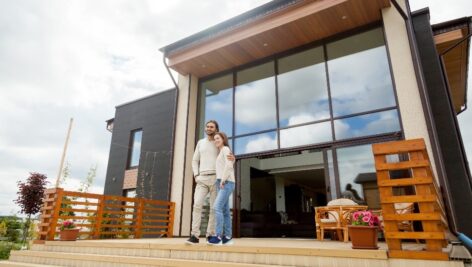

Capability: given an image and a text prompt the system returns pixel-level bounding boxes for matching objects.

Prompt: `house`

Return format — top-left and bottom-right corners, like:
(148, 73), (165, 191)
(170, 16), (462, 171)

(103, 0), (472, 239)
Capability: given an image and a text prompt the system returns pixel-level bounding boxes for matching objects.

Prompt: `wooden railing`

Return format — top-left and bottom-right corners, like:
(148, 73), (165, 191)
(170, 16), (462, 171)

(36, 188), (175, 242)
(372, 139), (449, 261)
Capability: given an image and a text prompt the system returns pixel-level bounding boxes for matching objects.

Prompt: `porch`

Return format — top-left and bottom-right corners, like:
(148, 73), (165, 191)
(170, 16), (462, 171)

(4, 238), (463, 267)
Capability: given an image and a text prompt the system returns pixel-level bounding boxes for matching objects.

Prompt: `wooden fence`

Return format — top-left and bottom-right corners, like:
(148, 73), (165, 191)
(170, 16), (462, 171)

(36, 188), (175, 242)
(372, 139), (449, 260)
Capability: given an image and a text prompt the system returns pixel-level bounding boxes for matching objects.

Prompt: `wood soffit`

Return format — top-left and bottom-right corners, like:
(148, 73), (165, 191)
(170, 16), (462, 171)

(165, 0), (391, 78)
(435, 26), (470, 113)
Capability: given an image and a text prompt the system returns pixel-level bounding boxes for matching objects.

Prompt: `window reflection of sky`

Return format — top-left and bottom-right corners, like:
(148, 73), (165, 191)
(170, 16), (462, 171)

(280, 121), (332, 148)
(278, 64), (329, 127)
(204, 88), (233, 136)
(328, 40), (396, 117)
(234, 131), (277, 155)
(334, 110), (400, 140)
(235, 77), (277, 135)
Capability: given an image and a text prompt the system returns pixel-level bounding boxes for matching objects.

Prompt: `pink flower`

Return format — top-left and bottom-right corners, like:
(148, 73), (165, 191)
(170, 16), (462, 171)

(352, 212), (360, 221)
(362, 215), (371, 223)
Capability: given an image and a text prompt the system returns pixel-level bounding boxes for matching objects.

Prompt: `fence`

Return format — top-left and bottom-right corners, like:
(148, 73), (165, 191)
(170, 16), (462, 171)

(36, 188), (175, 242)
(372, 139), (449, 260)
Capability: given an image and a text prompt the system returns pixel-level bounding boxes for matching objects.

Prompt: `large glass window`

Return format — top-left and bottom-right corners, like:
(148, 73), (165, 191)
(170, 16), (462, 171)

(277, 47), (329, 127)
(199, 74), (233, 138)
(128, 129), (142, 168)
(327, 28), (396, 117)
(198, 27), (401, 156)
(235, 62), (277, 135)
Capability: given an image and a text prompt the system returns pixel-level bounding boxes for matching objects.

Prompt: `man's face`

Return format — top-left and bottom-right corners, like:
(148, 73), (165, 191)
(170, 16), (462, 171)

(205, 122), (217, 136)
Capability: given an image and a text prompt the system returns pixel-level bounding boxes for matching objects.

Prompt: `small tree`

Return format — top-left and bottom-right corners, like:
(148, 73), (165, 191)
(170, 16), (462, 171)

(0, 220), (7, 237)
(15, 173), (48, 245)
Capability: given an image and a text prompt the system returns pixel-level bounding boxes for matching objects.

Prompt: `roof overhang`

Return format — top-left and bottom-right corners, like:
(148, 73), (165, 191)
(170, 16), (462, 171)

(433, 17), (471, 114)
(160, 0), (391, 78)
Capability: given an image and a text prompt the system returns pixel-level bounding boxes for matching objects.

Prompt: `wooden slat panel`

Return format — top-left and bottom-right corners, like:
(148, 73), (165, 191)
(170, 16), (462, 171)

(141, 225), (168, 229)
(60, 208), (98, 213)
(372, 139), (426, 155)
(142, 219), (170, 223)
(99, 224), (136, 228)
(375, 160), (430, 171)
(385, 232), (445, 240)
(58, 216), (92, 220)
(140, 231), (168, 235)
(61, 201), (99, 206)
(381, 195), (437, 203)
(101, 210), (136, 215)
(388, 250), (449, 261)
(383, 213), (441, 221)
(377, 177), (433, 187)
(99, 231), (135, 235)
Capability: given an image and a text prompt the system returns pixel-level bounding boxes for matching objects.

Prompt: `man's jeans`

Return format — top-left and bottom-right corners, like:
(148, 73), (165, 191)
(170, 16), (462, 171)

(191, 174), (216, 237)
(214, 179), (235, 238)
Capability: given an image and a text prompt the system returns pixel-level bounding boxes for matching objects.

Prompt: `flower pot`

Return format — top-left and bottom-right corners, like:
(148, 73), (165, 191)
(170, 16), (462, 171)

(348, 225), (379, 249)
(59, 229), (79, 241)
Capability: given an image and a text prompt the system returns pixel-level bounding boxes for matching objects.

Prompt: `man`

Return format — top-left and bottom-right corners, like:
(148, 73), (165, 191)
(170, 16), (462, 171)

(186, 120), (234, 244)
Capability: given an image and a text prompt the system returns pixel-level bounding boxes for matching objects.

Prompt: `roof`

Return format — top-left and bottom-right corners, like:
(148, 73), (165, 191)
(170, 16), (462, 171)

(159, 0), (301, 55)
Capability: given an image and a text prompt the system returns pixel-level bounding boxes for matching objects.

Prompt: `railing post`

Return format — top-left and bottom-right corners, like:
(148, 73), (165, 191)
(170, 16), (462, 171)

(135, 199), (143, 238)
(47, 188), (64, 241)
(167, 202), (175, 238)
(93, 195), (105, 239)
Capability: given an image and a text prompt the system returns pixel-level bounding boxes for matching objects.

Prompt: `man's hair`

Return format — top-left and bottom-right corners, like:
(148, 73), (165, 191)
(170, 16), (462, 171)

(206, 120), (219, 132)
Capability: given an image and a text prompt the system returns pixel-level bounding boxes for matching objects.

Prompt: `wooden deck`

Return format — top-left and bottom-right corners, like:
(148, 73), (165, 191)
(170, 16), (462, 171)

(4, 238), (464, 267)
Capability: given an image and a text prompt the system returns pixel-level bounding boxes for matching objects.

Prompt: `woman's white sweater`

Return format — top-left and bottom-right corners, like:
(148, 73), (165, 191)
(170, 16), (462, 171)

(215, 146), (235, 184)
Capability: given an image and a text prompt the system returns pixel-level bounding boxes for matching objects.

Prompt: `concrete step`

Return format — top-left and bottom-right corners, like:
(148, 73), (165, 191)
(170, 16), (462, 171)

(9, 250), (286, 267)
(0, 261), (59, 267)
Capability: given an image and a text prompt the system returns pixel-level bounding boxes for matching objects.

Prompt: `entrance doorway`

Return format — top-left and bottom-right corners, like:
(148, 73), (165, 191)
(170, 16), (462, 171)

(237, 150), (328, 238)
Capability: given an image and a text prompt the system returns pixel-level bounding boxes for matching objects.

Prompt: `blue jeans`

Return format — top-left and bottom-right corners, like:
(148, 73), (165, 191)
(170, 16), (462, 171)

(214, 179), (235, 238)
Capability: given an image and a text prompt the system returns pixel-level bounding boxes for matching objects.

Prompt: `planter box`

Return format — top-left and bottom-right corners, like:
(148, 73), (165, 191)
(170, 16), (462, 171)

(348, 225), (379, 249)
(59, 229), (79, 241)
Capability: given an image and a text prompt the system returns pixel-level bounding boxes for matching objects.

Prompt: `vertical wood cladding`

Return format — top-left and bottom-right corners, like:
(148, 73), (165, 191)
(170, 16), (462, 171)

(104, 89), (177, 201)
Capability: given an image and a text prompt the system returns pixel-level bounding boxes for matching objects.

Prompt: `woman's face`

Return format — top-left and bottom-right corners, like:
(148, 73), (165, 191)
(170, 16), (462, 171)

(214, 134), (223, 148)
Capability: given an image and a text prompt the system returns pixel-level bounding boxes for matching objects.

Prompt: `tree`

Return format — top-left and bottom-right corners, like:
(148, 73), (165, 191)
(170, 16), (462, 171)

(15, 173), (48, 245)
(0, 220), (7, 237)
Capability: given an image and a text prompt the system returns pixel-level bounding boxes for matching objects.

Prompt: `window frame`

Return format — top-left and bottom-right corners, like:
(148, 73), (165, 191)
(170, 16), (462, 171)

(127, 128), (143, 169)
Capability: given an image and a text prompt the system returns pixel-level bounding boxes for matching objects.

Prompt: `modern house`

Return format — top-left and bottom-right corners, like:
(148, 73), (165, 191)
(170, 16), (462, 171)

(103, 0), (472, 240)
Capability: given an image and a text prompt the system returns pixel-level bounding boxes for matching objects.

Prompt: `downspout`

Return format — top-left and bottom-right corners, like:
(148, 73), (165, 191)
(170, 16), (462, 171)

(390, 0), (457, 232)
(163, 53), (179, 204)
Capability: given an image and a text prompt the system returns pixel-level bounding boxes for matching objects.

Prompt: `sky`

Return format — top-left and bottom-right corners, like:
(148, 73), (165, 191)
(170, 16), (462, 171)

(0, 0), (471, 216)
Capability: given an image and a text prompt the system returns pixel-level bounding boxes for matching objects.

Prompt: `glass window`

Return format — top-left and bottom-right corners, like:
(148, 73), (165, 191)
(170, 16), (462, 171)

(128, 130), (142, 168)
(336, 144), (380, 209)
(235, 62), (277, 135)
(278, 47), (330, 127)
(280, 121), (332, 148)
(199, 74), (233, 138)
(234, 131), (277, 155)
(327, 28), (396, 117)
(334, 109), (400, 140)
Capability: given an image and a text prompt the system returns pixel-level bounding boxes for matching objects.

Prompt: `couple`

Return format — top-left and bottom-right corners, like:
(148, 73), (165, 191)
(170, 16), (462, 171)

(185, 120), (235, 246)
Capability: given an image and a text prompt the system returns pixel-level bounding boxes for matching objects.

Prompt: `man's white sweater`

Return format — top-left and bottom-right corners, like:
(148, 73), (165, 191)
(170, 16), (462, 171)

(192, 138), (219, 176)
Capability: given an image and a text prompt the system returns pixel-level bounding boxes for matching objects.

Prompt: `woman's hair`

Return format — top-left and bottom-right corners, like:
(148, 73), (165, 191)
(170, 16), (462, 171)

(206, 120), (219, 132)
(214, 132), (230, 148)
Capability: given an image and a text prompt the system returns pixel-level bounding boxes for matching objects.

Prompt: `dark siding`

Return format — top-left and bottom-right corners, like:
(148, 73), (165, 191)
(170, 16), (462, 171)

(104, 89), (177, 201)
(412, 11), (472, 236)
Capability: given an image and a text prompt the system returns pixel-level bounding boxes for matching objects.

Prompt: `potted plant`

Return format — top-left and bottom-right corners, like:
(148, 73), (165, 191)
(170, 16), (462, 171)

(348, 211), (380, 249)
(59, 220), (79, 241)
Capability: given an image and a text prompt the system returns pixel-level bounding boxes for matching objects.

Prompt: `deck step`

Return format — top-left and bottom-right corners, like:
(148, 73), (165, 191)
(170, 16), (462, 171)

(9, 250), (286, 267)
(0, 261), (59, 267)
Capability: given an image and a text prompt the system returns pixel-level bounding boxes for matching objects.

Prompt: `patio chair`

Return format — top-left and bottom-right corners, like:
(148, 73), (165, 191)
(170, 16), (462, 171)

(314, 198), (368, 242)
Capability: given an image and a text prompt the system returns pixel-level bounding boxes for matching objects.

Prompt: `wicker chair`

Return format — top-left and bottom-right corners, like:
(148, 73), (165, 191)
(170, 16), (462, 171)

(314, 198), (368, 242)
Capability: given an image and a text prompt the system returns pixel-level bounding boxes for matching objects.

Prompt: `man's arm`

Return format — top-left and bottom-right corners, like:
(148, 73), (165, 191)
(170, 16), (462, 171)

(192, 141), (200, 177)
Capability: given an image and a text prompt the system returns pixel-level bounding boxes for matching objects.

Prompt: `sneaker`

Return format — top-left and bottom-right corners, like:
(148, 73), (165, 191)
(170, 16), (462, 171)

(185, 235), (199, 245)
(222, 236), (233, 245)
(207, 236), (222, 245)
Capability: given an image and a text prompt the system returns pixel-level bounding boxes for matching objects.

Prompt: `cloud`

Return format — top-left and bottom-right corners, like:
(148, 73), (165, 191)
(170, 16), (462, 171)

(0, 0), (272, 216)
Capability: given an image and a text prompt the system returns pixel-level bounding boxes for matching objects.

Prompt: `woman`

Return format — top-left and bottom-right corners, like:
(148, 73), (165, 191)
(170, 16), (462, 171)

(207, 132), (235, 246)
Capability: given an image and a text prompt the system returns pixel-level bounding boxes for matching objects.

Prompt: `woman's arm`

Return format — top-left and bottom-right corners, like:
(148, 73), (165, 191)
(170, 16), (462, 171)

(220, 147), (234, 185)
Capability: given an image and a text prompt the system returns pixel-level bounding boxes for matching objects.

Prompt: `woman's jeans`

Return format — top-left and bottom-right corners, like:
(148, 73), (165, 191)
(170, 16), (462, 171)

(214, 179), (235, 238)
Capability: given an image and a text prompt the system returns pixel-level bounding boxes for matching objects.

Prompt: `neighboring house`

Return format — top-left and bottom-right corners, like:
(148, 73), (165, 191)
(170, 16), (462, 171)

(104, 0), (471, 238)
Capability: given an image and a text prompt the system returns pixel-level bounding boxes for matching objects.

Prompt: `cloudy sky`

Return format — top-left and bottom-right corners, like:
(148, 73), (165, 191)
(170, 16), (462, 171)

(0, 0), (471, 216)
